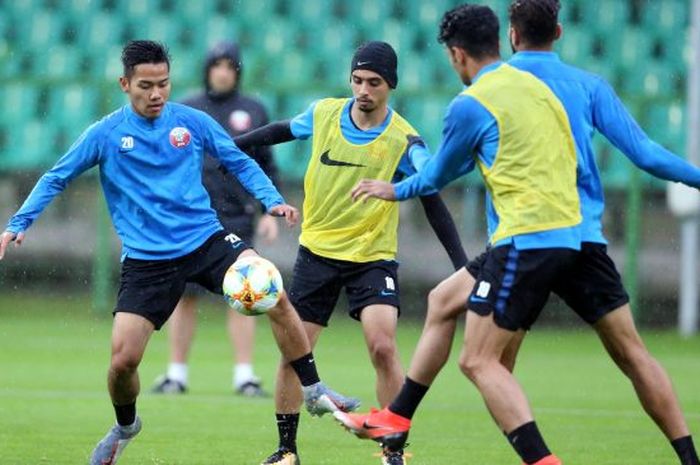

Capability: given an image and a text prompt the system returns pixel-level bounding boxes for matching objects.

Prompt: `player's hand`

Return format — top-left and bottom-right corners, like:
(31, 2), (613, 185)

(0, 230), (24, 261)
(256, 214), (279, 244)
(351, 179), (397, 203)
(268, 204), (299, 227)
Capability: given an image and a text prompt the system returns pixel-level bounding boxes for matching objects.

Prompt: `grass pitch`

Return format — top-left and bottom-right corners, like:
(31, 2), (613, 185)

(0, 291), (699, 464)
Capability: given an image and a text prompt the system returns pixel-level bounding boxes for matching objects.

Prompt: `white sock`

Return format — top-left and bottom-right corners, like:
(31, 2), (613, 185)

(234, 363), (255, 388)
(167, 363), (188, 385)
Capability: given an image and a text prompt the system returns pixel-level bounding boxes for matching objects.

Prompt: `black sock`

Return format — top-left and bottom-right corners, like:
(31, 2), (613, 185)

(276, 413), (300, 453)
(672, 436), (700, 465)
(388, 377), (429, 420)
(113, 402), (136, 426)
(506, 421), (551, 464)
(289, 352), (321, 387)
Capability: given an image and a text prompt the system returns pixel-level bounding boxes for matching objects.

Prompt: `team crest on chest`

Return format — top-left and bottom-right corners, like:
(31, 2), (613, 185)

(169, 127), (191, 148)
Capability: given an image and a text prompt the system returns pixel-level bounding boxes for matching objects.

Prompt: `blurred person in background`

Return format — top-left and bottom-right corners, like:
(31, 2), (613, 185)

(151, 40), (279, 398)
(233, 41), (468, 465)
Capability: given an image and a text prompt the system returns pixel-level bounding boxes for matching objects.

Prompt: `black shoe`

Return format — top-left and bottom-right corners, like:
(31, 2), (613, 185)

(260, 447), (300, 465)
(236, 380), (270, 398)
(381, 447), (406, 465)
(151, 375), (187, 394)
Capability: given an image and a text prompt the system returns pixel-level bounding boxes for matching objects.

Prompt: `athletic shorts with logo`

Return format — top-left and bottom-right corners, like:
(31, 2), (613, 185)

(466, 245), (578, 331)
(289, 246), (400, 326)
(115, 231), (249, 329)
(466, 242), (629, 331)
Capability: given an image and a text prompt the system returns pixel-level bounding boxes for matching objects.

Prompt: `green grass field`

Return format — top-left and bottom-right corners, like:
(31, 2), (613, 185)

(1, 291), (699, 464)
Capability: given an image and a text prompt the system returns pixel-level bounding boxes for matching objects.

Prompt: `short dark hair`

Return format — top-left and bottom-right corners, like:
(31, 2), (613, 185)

(438, 4), (500, 60)
(509, 0), (561, 47)
(121, 40), (171, 78)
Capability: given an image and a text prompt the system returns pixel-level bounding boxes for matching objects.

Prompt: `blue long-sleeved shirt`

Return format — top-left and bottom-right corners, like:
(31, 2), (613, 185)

(6, 102), (284, 260)
(509, 51), (700, 243)
(290, 98), (432, 181)
(394, 62), (581, 250)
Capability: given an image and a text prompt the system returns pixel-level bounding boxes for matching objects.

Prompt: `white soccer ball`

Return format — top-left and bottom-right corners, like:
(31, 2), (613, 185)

(222, 256), (283, 316)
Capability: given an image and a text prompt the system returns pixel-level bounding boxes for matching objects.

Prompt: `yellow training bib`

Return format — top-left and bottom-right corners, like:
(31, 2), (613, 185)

(300, 98), (417, 262)
(464, 64), (581, 243)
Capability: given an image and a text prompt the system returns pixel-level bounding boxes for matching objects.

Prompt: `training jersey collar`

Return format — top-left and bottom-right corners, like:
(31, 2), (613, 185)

(125, 102), (171, 129)
(511, 51), (560, 62)
(345, 98), (393, 132)
(472, 60), (504, 84)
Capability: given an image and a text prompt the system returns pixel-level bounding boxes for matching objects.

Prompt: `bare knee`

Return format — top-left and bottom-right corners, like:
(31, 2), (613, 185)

(458, 352), (486, 383)
(610, 338), (655, 376)
(427, 285), (448, 311)
(368, 337), (398, 368)
(111, 348), (143, 376)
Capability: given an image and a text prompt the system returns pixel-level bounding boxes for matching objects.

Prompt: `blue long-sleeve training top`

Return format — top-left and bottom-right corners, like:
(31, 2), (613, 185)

(6, 102), (284, 260)
(509, 51), (700, 244)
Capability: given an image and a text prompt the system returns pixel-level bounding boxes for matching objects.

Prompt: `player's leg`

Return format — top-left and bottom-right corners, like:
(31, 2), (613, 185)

(407, 267), (474, 385)
(499, 328), (527, 373)
(262, 246), (353, 465)
(557, 243), (698, 464)
(263, 321), (324, 465)
(151, 293), (198, 393)
(347, 261), (405, 464)
(91, 254), (187, 465)
(228, 308), (267, 396)
(91, 313), (153, 465)
(458, 246), (575, 465)
(595, 306), (699, 464)
(360, 305), (403, 406)
(333, 267), (475, 447)
(108, 313), (154, 411)
(459, 311), (533, 430)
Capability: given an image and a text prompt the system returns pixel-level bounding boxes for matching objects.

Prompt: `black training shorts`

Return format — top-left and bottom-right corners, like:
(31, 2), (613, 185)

(288, 246), (400, 327)
(553, 242), (629, 324)
(182, 223), (254, 299)
(466, 245), (578, 331)
(115, 231), (250, 329)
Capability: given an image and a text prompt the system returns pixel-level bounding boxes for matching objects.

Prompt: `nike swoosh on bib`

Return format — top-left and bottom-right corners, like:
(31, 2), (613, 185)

(320, 150), (366, 168)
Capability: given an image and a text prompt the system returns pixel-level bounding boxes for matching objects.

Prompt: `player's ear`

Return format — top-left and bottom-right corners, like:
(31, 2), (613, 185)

(554, 23), (563, 41)
(509, 25), (519, 48)
(119, 76), (129, 93)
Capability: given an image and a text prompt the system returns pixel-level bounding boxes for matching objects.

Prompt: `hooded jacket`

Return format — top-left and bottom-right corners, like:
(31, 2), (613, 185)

(181, 41), (279, 235)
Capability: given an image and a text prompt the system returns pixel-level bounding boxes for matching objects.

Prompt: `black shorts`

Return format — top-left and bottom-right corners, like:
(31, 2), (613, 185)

(553, 242), (629, 324)
(182, 224), (254, 298)
(289, 246), (400, 327)
(115, 231), (250, 329)
(466, 245), (578, 331)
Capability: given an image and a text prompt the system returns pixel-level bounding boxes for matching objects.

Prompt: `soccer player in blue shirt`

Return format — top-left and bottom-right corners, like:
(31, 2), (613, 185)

(0, 40), (358, 465)
(504, 1), (699, 463)
(338, 2), (700, 464)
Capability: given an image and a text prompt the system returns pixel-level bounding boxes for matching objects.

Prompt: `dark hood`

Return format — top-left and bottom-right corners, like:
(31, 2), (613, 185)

(204, 41), (243, 98)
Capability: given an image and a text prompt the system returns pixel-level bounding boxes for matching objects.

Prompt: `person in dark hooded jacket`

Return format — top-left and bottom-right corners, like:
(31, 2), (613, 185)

(151, 41), (278, 397)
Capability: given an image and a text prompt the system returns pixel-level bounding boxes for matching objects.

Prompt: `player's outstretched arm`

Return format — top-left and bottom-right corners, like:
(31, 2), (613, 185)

(2, 124), (101, 259)
(593, 78), (700, 188)
(0, 231), (24, 260)
(419, 194), (469, 269)
(233, 120), (295, 151)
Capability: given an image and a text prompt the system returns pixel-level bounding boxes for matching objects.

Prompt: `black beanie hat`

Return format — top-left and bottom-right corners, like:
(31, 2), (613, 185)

(351, 41), (398, 89)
